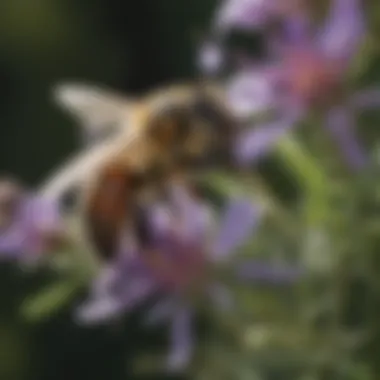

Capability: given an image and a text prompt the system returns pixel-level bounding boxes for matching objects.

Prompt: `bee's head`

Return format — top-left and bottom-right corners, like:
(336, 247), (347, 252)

(187, 86), (237, 167)
(146, 84), (237, 169)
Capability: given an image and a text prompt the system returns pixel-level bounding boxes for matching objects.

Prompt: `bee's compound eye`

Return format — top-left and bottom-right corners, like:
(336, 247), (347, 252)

(189, 96), (237, 166)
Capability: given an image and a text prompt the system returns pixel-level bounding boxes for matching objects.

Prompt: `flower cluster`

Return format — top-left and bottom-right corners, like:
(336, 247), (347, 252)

(202, 0), (378, 169)
(0, 178), (65, 263)
(0, 175), (300, 372)
(75, 185), (300, 371)
(1, 0), (376, 374)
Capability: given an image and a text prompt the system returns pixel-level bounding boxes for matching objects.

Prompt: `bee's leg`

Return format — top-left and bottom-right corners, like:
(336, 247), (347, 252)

(84, 164), (138, 261)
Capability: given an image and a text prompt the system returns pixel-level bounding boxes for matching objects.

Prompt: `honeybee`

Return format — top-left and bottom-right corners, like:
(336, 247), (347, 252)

(42, 81), (239, 261)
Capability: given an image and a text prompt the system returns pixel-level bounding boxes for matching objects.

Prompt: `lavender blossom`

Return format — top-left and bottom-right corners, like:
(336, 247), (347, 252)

(215, 0), (310, 44)
(203, 0), (377, 170)
(75, 186), (301, 372)
(198, 0), (311, 74)
(0, 178), (65, 262)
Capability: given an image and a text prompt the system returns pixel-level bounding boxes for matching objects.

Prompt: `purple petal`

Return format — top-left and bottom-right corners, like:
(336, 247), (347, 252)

(169, 185), (212, 242)
(234, 109), (301, 165)
(91, 262), (126, 298)
(117, 259), (156, 293)
(75, 295), (127, 325)
(235, 260), (303, 284)
(198, 41), (224, 75)
(166, 306), (193, 372)
(325, 106), (367, 170)
(226, 69), (275, 118)
(144, 203), (174, 243)
(21, 197), (62, 233)
(282, 12), (312, 46)
(212, 0), (311, 49)
(214, 0), (270, 32)
(235, 125), (287, 164)
(76, 276), (156, 325)
(0, 196), (63, 257)
(212, 198), (260, 261)
(120, 277), (157, 306)
(316, 0), (365, 62)
(350, 88), (380, 109)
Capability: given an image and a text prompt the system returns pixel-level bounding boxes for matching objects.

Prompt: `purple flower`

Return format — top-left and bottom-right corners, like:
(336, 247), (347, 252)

(75, 186), (301, 372)
(213, 0), (310, 41)
(214, 0), (274, 31)
(0, 179), (65, 262)
(198, 0), (311, 74)
(218, 0), (376, 169)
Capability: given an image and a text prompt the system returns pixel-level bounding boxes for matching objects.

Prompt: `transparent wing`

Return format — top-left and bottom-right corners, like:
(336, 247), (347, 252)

(53, 83), (134, 142)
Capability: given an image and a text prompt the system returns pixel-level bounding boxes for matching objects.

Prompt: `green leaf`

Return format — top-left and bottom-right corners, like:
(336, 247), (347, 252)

(20, 279), (81, 323)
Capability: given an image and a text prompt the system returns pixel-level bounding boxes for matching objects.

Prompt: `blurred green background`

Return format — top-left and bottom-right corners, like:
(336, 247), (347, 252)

(0, 1), (380, 380)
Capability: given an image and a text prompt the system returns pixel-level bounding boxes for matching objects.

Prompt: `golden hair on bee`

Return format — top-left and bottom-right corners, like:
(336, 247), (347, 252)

(44, 81), (238, 261)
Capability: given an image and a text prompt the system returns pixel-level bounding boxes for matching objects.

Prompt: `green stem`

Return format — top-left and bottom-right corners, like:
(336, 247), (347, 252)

(275, 134), (330, 226)
(20, 279), (81, 322)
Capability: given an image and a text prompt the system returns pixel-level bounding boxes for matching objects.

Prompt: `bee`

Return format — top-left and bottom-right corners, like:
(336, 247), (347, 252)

(43, 82), (239, 261)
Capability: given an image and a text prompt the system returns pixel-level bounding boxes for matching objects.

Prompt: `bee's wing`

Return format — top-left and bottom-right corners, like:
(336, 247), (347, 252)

(53, 83), (134, 142)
